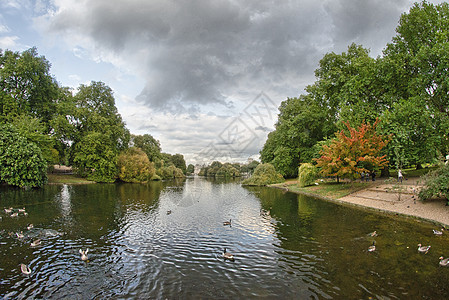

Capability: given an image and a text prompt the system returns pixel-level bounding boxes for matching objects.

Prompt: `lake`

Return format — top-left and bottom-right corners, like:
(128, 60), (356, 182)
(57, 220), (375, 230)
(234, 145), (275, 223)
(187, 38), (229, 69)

(1, 177), (449, 299)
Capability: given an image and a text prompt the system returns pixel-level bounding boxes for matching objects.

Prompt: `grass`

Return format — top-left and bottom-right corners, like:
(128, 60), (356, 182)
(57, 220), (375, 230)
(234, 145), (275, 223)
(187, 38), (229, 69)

(47, 173), (94, 184)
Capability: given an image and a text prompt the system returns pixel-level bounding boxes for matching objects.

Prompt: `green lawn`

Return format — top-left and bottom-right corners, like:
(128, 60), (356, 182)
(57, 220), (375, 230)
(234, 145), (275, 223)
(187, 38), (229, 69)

(47, 173), (94, 184)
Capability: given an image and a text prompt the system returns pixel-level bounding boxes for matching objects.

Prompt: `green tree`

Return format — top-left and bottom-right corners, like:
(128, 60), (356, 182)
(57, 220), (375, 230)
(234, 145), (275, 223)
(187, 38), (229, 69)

(117, 147), (155, 183)
(298, 163), (319, 187)
(242, 163), (284, 186)
(170, 153), (187, 174)
(0, 124), (47, 187)
(186, 164), (195, 174)
(0, 47), (59, 126)
(132, 134), (161, 162)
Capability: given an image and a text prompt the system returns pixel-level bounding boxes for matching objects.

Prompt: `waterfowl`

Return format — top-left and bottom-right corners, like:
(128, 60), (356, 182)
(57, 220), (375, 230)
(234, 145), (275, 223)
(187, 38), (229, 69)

(223, 219), (232, 226)
(418, 244), (431, 254)
(167, 210), (172, 215)
(10, 212), (18, 218)
(20, 263), (31, 275)
(440, 256), (449, 267)
(27, 224), (34, 230)
(79, 249), (89, 261)
(368, 231), (378, 237)
(433, 228), (444, 235)
(4, 207), (13, 214)
(30, 239), (41, 247)
(16, 232), (24, 239)
(368, 241), (376, 252)
(18, 207), (26, 213)
(222, 248), (234, 261)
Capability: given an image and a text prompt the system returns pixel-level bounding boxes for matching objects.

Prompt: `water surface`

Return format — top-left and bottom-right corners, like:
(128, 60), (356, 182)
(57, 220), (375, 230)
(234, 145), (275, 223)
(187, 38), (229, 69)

(1, 177), (449, 299)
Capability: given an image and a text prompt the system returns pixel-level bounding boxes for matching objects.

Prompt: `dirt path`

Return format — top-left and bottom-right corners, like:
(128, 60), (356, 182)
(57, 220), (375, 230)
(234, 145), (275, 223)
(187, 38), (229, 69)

(337, 177), (449, 226)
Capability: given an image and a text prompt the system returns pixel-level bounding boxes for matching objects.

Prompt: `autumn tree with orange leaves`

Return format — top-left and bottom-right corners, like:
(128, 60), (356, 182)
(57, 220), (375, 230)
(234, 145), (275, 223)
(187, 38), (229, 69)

(314, 119), (390, 182)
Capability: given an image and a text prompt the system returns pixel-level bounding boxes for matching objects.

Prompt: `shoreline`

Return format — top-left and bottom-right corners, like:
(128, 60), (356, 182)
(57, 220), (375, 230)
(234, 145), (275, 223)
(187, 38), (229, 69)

(273, 177), (449, 227)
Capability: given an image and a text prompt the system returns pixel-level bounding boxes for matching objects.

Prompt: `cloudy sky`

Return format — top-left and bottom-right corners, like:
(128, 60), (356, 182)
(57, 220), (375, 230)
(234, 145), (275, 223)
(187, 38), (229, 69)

(0, 0), (444, 165)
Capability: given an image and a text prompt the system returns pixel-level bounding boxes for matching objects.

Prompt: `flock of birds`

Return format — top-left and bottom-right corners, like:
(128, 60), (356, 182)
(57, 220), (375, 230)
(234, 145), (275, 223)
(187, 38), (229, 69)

(2, 206), (89, 276)
(366, 228), (449, 266)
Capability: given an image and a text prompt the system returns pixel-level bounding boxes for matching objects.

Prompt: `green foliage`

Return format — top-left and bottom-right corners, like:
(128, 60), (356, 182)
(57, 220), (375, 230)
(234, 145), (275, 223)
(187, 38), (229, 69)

(73, 132), (118, 183)
(186, 164), (195, 174)
(199, 161), (223, 177)
(117, 147), (155, 183)
(418, 163), (449, 202)
(242, 163), (285, 186)
(156, 165), (185, 179)
(216, 163), (241, 177)
(298, 163), (319, 187)
(0, 124), (47, 187)
(132, 134), (161, 162)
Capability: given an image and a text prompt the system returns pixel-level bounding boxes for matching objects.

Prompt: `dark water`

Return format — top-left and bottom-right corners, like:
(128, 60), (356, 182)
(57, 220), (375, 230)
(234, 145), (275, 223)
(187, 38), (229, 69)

(1, 177), (449, 299)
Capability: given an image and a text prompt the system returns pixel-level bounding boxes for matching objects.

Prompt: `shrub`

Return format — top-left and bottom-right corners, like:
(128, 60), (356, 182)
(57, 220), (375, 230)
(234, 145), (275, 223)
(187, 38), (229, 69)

(117, 147), (155, 183)
(298, 163), (318, 187)
(418, 163), (449, 202)
(242, 163), (284, 186)
(156, 165), (185, 179)
(0, 124), (47, 188)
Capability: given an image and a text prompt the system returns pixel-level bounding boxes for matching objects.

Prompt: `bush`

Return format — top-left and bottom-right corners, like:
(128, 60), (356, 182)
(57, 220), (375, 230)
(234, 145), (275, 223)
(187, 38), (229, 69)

(0, 124), (47, 188)
(117, 147), (155, 183)
(298, 163), (318, 187)
(156, 165), (185, 179)
(418, 163), (449, 202)
(242, 163), (284, 186)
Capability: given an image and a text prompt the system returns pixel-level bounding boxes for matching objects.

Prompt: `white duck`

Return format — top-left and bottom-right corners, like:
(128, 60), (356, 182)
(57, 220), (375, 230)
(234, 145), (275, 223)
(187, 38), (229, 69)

(20, 263), (31, 275)
(417, 244), (431, 254)
(439, 256), (449, 267)
(30, 239), (41, 247)
(79, 249), (89, 261)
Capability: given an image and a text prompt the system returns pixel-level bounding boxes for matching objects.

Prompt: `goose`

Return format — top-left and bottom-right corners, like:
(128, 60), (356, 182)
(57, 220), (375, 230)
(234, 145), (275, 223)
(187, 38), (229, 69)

(368, 241), (376, 252)
(440, 256), (449, 267)
(222, 248), (235, 261)
(20, 263), (31, 275)
(368, 231), (377, 237)
(79, 249), (89, 261)
(433, 228), (444, 235)
(27, 224), (34, 230)
(30, 239), (41, 247)
(418, 244), (431, 254)
(223, 219), (232, 226)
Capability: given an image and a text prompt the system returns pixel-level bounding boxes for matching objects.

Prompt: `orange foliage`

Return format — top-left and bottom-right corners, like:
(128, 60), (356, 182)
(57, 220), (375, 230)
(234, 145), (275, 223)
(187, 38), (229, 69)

(314, 118), (391, 180)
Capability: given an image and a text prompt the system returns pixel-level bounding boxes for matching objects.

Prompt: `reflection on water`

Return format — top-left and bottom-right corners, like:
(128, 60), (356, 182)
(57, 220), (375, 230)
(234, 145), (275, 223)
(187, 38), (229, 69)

(1, 178), (449, 299)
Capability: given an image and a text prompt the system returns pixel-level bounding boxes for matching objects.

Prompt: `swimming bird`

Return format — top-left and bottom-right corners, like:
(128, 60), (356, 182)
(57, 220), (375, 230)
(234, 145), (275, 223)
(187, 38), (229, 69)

(10, 212), (18, 218)
(368, 231), (378, 237)
(27, 224), (34, 230)
(167, 210), (172, 215)
(4, 207), (13, 214)
(222, 248), (235, 261)
(20, 263), (31, 275)
(433, 228), (444, 235)
(368, 241), (376, 252)
(16, 232), (24, 239)
(30, 239), (41, 247)
(223, 219), (232, 226)
(417, 244), (431, 254)
(18, 207), (26, 213)
(440, 256), (449, 267)
(79, 249), (89, 261)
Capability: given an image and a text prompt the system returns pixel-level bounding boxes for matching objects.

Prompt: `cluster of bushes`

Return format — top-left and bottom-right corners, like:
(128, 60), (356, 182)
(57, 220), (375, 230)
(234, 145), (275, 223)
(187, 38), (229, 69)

(241, 163), (284, 186)
(199, 161), (258, 178)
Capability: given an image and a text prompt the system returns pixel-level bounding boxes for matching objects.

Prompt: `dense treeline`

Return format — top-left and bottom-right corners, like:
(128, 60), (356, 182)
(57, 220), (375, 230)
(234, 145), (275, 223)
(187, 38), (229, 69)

(261, 1), (449, 178)
(198, 160), (259, 178)
(0, 48), (185, 187)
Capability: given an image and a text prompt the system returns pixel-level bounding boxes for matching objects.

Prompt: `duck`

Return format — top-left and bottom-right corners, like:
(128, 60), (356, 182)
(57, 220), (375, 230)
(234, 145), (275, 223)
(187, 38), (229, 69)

(18, 207), (26, 213)
(27, 224), (34, 230)
(16, 232), (24, 239)
(418, 244), (431, 254)
(10, 212), (19, 218)
(433, 228), (444, 235)
(439, 256), (449, 267)
(223, 248), (235, 261)
(166, 210), (172, 215)
(20, 263), (31, 275)
(79, 249), (89, 261)
(223, 219), (232, 226)
(368, 231), (378, 237)
(30, 239), (41, 247)
(4, 207), (13, 214)
(368, 241), (376, 252)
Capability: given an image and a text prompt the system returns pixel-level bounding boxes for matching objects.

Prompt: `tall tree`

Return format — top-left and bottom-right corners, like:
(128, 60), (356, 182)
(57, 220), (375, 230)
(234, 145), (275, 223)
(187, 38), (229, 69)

(132, 134), (162, 162)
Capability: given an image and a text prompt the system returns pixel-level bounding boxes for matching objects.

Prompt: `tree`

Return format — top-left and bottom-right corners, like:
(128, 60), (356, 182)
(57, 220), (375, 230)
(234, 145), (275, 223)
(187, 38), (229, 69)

(186, 164), (195, 174)
(117, 147), (155, 183)
(0, 124), (47, 188)
(298, 163), (319, 187)
(314, 119), (390, 182)
(170, 153), (187, 174)
(132, 134), (161, 162)
(0, 47), (59, 127)
(418, 163), (449, 203)
(241, 163), (284, 186)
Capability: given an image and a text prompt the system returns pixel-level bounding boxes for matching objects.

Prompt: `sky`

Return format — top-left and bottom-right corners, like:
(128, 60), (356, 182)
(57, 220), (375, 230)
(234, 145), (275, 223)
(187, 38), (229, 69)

(0, 0), (445, 165)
